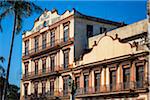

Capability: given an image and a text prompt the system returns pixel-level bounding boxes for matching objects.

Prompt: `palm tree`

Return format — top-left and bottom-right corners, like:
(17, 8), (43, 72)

(0, 1), (43, 100)
(0, 57), (5, 77)
(0, 56), (5, 100)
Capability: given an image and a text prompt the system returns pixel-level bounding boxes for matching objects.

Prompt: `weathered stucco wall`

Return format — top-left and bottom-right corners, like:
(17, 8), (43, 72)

(80, 35), (136, 65)
(74, 17), (119, 60)
(89, 19), (148, 48)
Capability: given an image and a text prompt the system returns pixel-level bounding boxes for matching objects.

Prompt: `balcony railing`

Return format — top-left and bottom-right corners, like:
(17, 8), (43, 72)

(23, 64), (73, 80)
(22, 37), (74, 57)
(23, 66), (59, 80)
(59, 64), (72, 71)
(24, 89), (69, 100)
(76, 81), (148, 96)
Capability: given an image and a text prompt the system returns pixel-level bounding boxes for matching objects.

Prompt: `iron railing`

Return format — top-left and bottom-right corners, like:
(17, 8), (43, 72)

(23, 64), (73, 80)
(24, 89), (70, 100)
(22, 37), (74, 57)
(23, 66), (59, 80)
(76, 81), (148, 96)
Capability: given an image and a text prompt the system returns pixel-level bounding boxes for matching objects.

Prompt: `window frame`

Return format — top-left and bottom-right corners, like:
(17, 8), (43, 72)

(87, 25), (93, 37)
(50, 55), (55, 72)
(34, 36), (39, 52)
(50, 30), (55, 47)
(42, 33), (47, 49)
(63, 50), (69, 69)
(24, 40), (29, 56)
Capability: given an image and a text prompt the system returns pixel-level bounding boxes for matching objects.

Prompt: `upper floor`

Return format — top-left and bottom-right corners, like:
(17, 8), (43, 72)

(22, 8), (124, 60)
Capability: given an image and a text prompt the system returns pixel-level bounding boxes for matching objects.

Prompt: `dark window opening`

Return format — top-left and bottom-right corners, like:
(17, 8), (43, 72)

(95, 73), (100, 92)
(25, 40), (29, 56)
(84, 75), (89, 93)
(110, 70), (116, 91)
(34, 83), (38, 97)
(50, 56), (55, 72)
(34, 36), (39, 52)
(35, 61), (38, 75)
(42, 82), (46, 95)
(75, 76), (80, 94)
(42, 59), (46, 74)
(50, 31), (55, 47)
(100, 27), (107, 34)
(136, 65), (144, 88)
(42, 33), (47, 49)
(64, 25), (69, 42)
(24, 85), (28, 97)
(123, 68), (130, 89)
(63, 77), (68, 96)
(50, 80), (54, 95)
(43, 21), (47, 27)
(87, 25), (93, 37)
(25, 63), (28, 77)
(63, 50), (69, 69)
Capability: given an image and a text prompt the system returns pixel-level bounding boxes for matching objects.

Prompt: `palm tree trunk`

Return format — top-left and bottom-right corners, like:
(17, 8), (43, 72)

(2, 11), (17, 100)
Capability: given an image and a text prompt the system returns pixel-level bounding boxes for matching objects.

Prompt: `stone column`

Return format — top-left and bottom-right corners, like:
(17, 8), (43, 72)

(106, 67), (109, 91)
(130, 61), (135, 89)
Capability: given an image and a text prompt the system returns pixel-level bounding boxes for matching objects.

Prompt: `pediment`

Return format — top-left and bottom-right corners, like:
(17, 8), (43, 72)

(82, 35), (135, 64)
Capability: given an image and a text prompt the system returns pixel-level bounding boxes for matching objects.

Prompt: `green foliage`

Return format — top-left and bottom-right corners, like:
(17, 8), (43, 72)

(0, 1), (43, 34)
(6, 84), (20, 100)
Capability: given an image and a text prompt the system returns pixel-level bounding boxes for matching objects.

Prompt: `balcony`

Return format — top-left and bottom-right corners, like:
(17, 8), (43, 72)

(23, 66), (60, 80)
(76, 81), (148, 98)
(23, 89), (70, 100)
(22, 37), (74, 59)
(59, 64), (73, 73)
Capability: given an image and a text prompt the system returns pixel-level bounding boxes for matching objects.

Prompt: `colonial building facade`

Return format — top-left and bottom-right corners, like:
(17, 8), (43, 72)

(20, 9), (149, 100)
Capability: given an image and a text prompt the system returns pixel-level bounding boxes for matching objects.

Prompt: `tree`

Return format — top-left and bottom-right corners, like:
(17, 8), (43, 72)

(0, 1), (43, 99)
(6, 84), (20, 100)
(0, 56), (5, 100)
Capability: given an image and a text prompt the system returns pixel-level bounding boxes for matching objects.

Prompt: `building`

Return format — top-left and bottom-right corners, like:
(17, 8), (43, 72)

(75, 19), (149, 100)
(20, 9), (149, 100)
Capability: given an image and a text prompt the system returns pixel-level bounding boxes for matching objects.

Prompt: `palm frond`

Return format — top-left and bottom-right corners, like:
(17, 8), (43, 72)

(0, 1), (12, 10)
(0, 7), (13, 32)
(0, 56), (5, 63)
(15, 14), (22, 34)
(27, 2), (43, 14)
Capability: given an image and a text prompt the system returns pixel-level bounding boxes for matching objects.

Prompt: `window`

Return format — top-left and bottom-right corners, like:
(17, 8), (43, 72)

(24, 63), (28, 77)
(63, 50), (69, 69)
(95, 73), (100, 92)
(110, 70), (116, 91)
(50, 31), (55, 47)
(42, 82), (46, 95)
(87, 25), (93, 37)
(42, 59), (46, 74)
(136, 65), (144, 88)
(34, 36), (39, 52)
(84, 75), (89, 93)
(100, 27), (107, 34)
(42, 33), (47, 49)
(50, 56), (55, 72)
(34, 82), (38, 96)
(64, 25), (69, 42)
(63, 77), (68, 96)
(25, 40), (29, 56)
(123, 68), (130, 89)
(35, 61), (38, 75)
(43, 21), (47, 27)
(50, 80), (54, 95)
(75, 76), (80, 94)
(24, 84), (28, 97)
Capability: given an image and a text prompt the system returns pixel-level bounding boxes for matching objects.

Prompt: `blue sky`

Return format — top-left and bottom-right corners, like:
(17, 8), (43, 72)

(0, 1), (147, 87)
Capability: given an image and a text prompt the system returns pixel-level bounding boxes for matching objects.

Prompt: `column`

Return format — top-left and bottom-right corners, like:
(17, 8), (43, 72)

(130, 61), (135, 89)
(101, 68), (105, 92)
(89, 71), (92, 93)
(106, 67), (110, 91)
